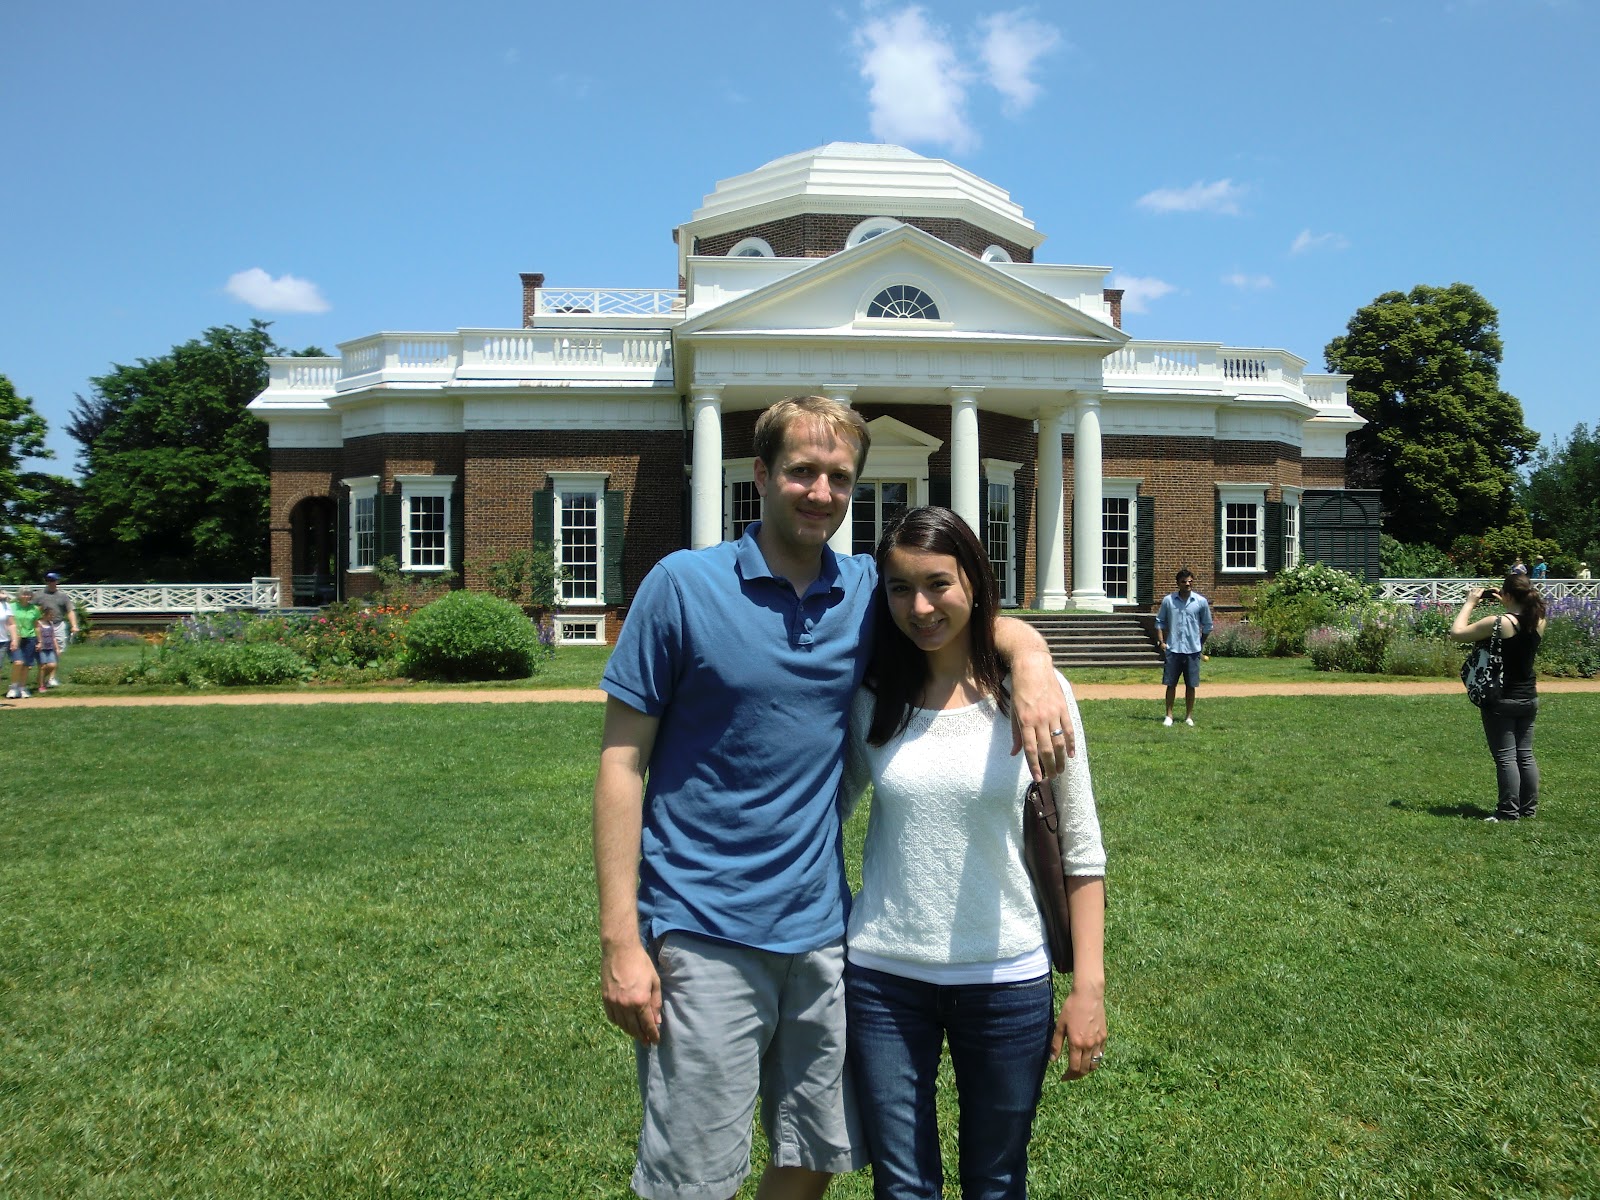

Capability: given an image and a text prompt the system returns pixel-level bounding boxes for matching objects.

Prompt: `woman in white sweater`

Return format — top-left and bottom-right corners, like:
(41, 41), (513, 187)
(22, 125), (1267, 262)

(842, 506), (1106, 1200)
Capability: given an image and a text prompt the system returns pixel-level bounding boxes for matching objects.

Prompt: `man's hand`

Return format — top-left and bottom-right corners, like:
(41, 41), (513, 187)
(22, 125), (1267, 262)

(601, 939), (663, 1044)
(1006, 635), (1072, 779)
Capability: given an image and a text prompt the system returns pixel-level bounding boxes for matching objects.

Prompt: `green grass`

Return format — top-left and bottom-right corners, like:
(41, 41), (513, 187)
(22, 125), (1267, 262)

(3, 696), (1596, 1197)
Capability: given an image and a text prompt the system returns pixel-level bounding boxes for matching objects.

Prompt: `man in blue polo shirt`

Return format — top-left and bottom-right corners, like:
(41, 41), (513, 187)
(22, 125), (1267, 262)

(594, 395), (1072, 1200)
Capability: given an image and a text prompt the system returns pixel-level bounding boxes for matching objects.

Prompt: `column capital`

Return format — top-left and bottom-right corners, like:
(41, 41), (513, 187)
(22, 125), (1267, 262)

(946, 385), (986, 404)
(822, 384), (857, 405)
(690, 384), (724, 403)
(1074, 392), (1103, 415)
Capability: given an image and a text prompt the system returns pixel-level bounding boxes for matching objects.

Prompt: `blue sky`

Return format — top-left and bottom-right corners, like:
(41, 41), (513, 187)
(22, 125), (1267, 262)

(3, 0), (1595, 472)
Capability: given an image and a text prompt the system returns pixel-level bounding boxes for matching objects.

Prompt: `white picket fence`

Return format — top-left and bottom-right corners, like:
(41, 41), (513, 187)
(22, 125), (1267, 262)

(1380, 578), (1598, 603)
(37, 578), (283, 614)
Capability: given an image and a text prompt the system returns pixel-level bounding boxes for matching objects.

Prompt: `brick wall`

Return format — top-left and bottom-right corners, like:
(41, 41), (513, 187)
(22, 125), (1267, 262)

(1302, 456), (1348, 488)
(268, 448), (343, 587)
(694, 214), (1033, 262)
(463, 429), (686, 640)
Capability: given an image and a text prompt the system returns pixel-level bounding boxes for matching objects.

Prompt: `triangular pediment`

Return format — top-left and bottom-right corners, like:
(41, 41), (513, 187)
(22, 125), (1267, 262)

(865, 414), (943, 450)
(678, 224), (1126, 346)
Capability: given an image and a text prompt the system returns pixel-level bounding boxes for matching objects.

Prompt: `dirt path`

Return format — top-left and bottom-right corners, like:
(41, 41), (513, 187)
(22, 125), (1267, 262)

(9, 679), (1599, 709)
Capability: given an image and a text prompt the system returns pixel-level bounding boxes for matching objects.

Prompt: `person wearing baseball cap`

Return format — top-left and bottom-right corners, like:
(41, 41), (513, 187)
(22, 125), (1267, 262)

(35, 572), (79, 689)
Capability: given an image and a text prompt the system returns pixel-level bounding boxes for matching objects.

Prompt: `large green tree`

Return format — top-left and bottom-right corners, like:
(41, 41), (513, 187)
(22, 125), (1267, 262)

(1521, 423), (1600, 566)
(1324, 283), (1538, 547)
(68, 320), (315, 581)
(0, 375), (75, 579)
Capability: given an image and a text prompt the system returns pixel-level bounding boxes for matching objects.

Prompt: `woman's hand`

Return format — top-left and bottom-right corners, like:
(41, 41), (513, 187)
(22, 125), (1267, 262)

(1051, 980), (1107, 1081)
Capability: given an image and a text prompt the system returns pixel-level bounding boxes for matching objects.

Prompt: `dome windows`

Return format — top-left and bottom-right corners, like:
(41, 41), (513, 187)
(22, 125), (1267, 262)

(727, 236), (775, 258)
(846, 217), (902, 248)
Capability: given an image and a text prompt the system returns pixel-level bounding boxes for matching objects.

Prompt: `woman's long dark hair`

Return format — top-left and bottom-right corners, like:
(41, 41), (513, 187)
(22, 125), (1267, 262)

(866, 506), (1008, 746)
(1501, 573), (1547, 624)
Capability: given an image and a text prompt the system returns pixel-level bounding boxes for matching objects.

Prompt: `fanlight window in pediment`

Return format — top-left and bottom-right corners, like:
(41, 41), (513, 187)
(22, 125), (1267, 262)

(867, 284), (941, 321)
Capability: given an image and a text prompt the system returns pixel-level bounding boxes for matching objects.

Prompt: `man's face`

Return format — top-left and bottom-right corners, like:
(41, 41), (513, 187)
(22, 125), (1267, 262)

(752, 418), (859, 557)
(1176, 574), (1193, 598)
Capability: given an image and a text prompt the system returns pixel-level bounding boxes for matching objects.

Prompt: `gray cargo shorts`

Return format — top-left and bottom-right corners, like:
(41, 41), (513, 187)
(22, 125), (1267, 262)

(630, 932), (864, 1200)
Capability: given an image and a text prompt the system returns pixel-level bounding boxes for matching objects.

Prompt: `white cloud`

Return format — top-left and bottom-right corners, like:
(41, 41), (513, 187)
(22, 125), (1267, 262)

(977, 10), (1061, 115)
(1110, 274), (1177, 315)
(855, 6), (977, 151)
(1290, 228), (1350, 255)
(1136, 179), (1246, 216)
(1223, 272), (1274, 290)
(225, 268), (330, 314)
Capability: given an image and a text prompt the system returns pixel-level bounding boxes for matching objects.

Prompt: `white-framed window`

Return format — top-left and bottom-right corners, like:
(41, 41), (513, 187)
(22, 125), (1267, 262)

(846, 217), (901, 247)
(1282, 488), (1302, 570)
(1101, 480), (1142, 604)
(725, 462), (762, 542)
(395, 475), (455, 571)
(852, 480), (911, 555)
(1218, 484), (1268, 573)
(727, 236), (775, 258)
(552, 614), (606, 646)
(550, 471), (609, 604)
(981, 244), (1013, 263)
(983, 459), (1021, 607)
(342, 475), (380, 571)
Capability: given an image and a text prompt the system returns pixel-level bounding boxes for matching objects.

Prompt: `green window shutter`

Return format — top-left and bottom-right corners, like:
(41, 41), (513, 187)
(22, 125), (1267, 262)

(1265, 501), (1285, 575)
(1136, 495), (1154, 608)
(533, 489), (556, 606)
(533, 488), (555, 547)
(336, 489), (350, 577)
(604, 490), (625, 605)
(450, 489), (465, 578)
(381, 492), (403, 566)
(1215, 494), (1224, 573)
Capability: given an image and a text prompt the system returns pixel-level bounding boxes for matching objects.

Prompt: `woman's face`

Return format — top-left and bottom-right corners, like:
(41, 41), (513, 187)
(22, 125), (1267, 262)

(883, 545), (974, 660)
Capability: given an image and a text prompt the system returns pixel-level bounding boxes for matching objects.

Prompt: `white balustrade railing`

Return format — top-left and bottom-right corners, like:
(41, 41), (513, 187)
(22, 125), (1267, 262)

(267, 358), (341, 390)
(1381, 578), (1600, 603)
(51, 578), (283, 614)
(1104, 342), (1306, 391)
(533, 288), (685, 316)
(1303, 376), (1349, 408)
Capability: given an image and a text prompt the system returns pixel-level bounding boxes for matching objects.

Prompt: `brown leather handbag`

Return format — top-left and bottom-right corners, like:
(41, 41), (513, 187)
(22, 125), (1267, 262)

(1022, 777), (1077, 974)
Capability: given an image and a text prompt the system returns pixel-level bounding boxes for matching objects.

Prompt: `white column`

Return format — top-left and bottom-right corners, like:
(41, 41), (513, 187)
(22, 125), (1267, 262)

(1035, 406), (1068, 611)
(948, 386), (983, 533)
(1068, 394), (1112, 612)
(690, 387), (724, 550)
(824, 385), (858, 556)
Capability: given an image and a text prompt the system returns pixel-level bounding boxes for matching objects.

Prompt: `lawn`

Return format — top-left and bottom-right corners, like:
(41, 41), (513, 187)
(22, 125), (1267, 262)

(3, 696), (1597, 1197)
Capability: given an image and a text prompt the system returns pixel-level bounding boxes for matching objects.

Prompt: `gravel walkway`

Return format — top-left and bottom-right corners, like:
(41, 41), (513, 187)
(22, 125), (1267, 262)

(8, 679), (1599, 709)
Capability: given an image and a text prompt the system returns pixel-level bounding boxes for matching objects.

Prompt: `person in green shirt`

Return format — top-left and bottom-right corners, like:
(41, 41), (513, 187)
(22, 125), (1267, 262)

(8, 587), (43, 700)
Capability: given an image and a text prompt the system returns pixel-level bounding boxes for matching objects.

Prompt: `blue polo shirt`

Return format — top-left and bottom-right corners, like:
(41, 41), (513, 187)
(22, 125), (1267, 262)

(601, 524), (878, 954)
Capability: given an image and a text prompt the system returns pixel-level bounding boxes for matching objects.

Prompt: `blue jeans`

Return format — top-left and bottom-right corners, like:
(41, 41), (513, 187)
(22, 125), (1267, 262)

(1481, 697), (1539, 818)
(845, 963), (1053, 1200)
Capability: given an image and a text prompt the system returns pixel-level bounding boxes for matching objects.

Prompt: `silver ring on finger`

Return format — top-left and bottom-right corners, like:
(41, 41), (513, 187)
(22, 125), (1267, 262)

(1050, 728), (1065, 737)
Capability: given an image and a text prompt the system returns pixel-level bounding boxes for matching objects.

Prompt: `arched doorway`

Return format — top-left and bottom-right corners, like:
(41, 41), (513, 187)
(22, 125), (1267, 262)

(290, 496), (337, 604)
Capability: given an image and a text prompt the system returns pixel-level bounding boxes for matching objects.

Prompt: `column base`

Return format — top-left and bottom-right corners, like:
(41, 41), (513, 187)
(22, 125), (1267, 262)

(1065, 590), (1115, 614)
(1037, 589), (1070, 611)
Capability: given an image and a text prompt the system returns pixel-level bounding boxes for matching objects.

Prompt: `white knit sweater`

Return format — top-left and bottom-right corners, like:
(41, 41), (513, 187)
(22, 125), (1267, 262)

(842, 672), (1105, 968)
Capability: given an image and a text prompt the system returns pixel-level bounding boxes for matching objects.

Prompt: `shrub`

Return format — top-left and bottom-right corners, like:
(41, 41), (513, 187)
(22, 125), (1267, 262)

(1305, 626), (1355, 672)
(1249, 592), (1345, 656)
(1381, 634), (1462, 677)
(159, 640), (309, 687)
(1405, 600), (1458, 641)
(1538, 598), (1600, 678)
(400, 591), (550, 681)
(66, 663), (139, 686)
(1206, 620), (1267, 658)
(1305, 615), (1393, 674)
(1380, 536), (1462, 579)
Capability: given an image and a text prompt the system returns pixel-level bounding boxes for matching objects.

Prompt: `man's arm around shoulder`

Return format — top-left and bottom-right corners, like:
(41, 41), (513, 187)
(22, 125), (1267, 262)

(594, 695), (664, 1044)
(995, 616), (1072, 777)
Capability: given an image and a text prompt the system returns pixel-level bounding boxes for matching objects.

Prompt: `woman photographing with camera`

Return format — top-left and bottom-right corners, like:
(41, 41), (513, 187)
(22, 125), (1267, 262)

(1451, 573), (1548, 822)
(840, 506), (1106, 1199)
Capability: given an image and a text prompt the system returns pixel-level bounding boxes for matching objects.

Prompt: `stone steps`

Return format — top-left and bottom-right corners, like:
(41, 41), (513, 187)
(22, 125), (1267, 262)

(1013, 612), (1163, 670)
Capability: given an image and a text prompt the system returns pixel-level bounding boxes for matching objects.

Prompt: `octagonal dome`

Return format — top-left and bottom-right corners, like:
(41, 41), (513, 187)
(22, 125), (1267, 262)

(683, 142), (1044, 251)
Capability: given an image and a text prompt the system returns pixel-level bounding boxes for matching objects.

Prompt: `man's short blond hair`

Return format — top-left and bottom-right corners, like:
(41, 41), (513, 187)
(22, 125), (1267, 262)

(753, 395), (871, 477)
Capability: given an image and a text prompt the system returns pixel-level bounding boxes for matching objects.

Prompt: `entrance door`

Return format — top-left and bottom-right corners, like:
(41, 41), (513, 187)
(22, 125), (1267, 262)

(852, 481), (910, 555)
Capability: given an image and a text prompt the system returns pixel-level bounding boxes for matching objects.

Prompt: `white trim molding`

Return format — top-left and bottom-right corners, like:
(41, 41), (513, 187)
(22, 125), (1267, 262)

(395, 474), (456, 573)
(1217, 482), (1269, 574)
(341, 475), (381, 572)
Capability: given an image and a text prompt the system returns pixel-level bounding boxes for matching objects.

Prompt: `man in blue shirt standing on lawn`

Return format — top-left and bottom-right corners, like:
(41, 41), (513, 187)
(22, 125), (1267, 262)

(1156, 567), (1213, 728)
(593, 394), (1072, 1200)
